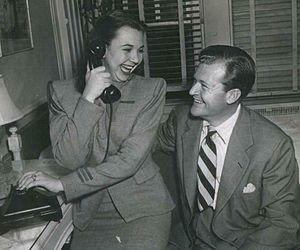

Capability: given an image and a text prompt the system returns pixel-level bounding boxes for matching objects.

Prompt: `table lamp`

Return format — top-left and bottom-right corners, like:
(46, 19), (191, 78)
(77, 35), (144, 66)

(0, 74), (24, 168)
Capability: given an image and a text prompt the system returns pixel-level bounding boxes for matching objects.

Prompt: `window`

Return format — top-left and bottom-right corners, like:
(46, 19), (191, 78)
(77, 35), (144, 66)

(231, 0), (300, 97)
(80, 0), (204, 92)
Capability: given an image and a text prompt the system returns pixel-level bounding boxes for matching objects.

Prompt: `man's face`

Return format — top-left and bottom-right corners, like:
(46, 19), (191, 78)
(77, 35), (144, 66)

(189, 62), (233, 126)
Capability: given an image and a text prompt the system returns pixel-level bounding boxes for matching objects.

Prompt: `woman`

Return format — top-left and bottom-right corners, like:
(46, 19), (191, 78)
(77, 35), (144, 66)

(17, 11), (174, 250)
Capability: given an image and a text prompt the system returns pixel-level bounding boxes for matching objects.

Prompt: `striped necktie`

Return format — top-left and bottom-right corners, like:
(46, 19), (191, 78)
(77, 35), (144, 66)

(197, 127), (217, 212)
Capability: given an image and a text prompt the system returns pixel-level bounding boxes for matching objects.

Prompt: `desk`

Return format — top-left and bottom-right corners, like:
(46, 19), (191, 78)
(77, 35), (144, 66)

(0, 159), (73, 250)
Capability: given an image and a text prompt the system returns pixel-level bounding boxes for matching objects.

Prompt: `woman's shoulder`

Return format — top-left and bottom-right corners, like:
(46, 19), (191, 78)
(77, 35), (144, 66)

(50, 78), (80, 97)
(132, 74), (166, 93)
(51, 78), (78, 92)
(133, 74), (166, 84)
(49, 78), (81, 106)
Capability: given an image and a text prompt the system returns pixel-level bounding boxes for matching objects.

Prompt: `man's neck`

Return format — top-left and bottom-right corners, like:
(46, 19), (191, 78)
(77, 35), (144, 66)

(208, 104), (241, 127)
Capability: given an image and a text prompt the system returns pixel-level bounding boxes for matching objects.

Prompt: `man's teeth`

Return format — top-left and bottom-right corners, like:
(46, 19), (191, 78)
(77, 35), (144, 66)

(194, 98), (203, 104)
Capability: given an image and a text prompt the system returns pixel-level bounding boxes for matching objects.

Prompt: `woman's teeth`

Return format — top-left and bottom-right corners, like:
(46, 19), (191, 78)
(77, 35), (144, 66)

(121, 65), (134, 73)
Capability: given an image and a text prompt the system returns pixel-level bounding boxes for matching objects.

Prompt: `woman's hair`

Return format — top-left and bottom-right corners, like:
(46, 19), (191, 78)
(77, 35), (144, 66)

(89, 10), (147, 48)
(77, 11), (146, 93)
(198, 45), (256, 99)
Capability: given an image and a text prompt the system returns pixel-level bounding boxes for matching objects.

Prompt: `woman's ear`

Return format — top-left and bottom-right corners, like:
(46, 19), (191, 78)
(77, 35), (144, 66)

(226, 88), (241, 104)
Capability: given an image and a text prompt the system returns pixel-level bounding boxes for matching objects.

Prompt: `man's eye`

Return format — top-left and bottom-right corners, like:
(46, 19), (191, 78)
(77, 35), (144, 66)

(199, 82), (208, 89)
(139, 48), (144, 54)
(123, 48), (131, 52)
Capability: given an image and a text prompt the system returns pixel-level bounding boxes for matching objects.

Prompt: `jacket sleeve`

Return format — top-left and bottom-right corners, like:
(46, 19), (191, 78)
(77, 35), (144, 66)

(51, 79), (167, 201)
(241, 136), (300, 249)
(154, 108), (177, 153)
(48, 81), (106, 168)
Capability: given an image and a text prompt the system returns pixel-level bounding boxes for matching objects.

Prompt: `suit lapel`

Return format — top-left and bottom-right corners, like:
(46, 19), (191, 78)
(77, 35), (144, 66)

(214, 106), (253, 215)
(181, 116), (203, 211)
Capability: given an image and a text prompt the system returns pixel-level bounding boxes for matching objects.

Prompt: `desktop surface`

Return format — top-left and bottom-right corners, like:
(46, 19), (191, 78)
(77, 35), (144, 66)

(0, 159), (73, 250)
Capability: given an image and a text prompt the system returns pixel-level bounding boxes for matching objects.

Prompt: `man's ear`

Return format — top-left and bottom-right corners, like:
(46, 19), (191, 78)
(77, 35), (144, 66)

(103, 44), (107, 59)
(226, 88), (241, 104)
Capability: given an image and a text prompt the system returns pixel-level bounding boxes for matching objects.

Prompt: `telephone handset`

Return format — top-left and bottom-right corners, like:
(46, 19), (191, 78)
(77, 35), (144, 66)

(88, 42), (121, 104)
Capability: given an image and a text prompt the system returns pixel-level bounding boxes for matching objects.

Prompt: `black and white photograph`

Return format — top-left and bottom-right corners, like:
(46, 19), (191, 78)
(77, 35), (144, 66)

(0, 0), (299, 249)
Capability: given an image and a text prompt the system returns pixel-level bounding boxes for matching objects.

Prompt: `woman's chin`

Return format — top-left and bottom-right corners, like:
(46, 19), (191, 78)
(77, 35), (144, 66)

(113, 71), (132, 82)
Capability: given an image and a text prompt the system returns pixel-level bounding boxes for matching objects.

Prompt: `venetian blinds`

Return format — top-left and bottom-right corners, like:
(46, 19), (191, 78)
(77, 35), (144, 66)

(115, 0), (204, 90)
(231, 0), (300, 96)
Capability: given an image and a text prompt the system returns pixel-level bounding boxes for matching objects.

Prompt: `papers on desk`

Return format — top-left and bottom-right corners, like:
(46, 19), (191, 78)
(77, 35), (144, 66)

(0, 235), (14, 250)
(0, 223), (45, 250)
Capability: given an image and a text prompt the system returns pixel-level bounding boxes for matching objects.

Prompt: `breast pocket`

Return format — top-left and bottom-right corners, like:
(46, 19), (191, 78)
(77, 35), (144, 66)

(235, 185), (262, 225)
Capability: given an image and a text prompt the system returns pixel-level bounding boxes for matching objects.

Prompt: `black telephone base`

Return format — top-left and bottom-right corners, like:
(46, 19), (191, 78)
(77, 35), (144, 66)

(0, 186), (62, 235)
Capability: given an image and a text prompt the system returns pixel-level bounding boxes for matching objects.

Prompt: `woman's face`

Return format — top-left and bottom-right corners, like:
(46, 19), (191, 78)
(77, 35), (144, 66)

(104, 26), (144, 82)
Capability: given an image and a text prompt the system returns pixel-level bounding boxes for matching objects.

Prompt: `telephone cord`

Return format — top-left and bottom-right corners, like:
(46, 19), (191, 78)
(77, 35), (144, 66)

(103, 103), (113, 162)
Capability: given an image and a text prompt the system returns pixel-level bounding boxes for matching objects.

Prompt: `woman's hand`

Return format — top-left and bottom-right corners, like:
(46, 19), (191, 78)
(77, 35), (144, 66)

(17, 171), (64, 194)
(83, 65), (111, 103)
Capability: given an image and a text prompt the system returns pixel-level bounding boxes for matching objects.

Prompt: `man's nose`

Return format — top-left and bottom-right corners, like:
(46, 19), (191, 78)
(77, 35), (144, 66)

(189, 82), (201, 96)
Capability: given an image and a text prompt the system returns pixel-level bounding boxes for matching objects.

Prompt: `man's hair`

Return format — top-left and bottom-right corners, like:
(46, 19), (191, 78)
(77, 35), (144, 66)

(199, 45), (256, 99)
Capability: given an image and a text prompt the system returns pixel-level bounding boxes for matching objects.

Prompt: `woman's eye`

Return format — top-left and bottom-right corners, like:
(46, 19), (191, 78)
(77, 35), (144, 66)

(123, 48), (131, 52)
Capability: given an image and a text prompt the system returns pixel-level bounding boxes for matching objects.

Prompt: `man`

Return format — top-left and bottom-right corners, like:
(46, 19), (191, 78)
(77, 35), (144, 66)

(156, 45), (300, 249)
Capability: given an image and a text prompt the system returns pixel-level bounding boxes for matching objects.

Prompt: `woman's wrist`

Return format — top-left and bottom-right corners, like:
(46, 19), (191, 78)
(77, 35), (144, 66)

(82, 92), (96, 103)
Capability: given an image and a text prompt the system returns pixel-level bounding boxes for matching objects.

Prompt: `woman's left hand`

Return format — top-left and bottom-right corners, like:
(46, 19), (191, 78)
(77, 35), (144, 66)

(17, 171), (64, 193)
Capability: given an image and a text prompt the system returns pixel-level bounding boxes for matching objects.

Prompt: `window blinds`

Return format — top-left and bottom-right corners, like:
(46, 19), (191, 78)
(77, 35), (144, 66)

(115, 0), (203, 90)
(232, 0), (299, 95)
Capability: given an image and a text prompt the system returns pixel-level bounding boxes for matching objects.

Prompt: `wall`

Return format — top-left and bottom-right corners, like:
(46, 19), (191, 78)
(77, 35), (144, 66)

(203, 0), (232, 46)
(0, 0), (60, 159)
(0, 0), (60, 115)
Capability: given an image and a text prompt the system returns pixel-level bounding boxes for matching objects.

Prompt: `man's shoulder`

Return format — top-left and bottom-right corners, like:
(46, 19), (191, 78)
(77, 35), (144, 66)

(242, 105), (290, 140)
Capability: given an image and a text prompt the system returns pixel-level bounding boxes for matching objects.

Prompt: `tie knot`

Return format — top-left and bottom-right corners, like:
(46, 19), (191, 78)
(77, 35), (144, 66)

(207, 127), (216, 138)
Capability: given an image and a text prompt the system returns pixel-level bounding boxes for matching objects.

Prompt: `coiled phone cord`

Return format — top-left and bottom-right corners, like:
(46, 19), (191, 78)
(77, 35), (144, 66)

(103, 103), (113, 162)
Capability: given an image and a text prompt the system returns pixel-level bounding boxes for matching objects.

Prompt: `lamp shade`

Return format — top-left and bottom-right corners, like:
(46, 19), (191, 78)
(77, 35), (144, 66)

(0, 75), (23, 126)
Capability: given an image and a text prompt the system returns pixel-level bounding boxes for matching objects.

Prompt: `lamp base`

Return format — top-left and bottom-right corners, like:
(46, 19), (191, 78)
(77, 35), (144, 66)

(0, 126), (9, 163)
(11, 160), (24, 172)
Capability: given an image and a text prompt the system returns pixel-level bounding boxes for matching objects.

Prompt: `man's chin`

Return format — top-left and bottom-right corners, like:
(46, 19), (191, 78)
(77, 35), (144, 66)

(190, 105), (204, 117)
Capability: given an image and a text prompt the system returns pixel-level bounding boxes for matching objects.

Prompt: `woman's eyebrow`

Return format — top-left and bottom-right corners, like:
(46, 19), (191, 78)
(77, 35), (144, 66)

(121, 44), (144, 49)
(121, 44), (133, 47)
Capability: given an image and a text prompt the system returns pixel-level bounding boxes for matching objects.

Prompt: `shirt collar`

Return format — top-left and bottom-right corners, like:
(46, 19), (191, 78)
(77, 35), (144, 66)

(202, 104), (241, 144)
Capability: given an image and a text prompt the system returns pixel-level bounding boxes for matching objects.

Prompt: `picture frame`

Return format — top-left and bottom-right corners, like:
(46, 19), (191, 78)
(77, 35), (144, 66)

(0, 0), (33, 57)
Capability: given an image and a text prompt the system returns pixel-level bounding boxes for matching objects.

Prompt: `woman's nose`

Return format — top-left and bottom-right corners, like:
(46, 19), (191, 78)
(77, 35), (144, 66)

(130, 51), (140, 64)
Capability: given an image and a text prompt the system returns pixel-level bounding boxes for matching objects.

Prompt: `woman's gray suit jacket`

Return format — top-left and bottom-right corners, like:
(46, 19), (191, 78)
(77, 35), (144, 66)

(48, 75), (175, 230)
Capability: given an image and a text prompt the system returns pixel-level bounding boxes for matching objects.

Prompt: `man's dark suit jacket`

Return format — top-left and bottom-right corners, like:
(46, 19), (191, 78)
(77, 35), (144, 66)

(157, 104), (300, 249)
